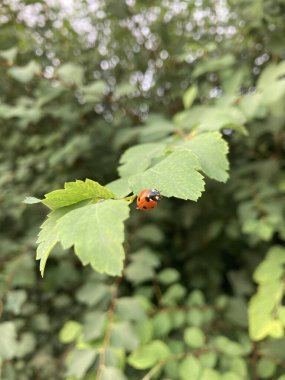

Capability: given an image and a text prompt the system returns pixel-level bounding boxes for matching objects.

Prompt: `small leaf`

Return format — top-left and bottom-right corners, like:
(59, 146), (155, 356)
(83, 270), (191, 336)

(16, 333), (36, 358)
(0, 47), (18, 64)
(200, 352), (218, 368)
(100, 367), (127, 380)
(158, 268), (180, 285)
(213, 336), (244, 357)
(183, 86), (198, 109)
(82, 80), (106, 102)
(128, 340), (171, 369)
(57, 63), (84, 86)
(222, 372), (243, 380)
(201, 368), (221, 380)
(135, 319), (154, 345)
(8, 60), (41, 83)
(114, 83), (136, 99)
(257, 358), (277, 379)
(179, 132), (229, 182)
(111, 321), (139, 351)
(162, 284), (187, 305)
(193, 54), (235, 77)
(66, 348), (97, 378)
(43, 179), (115, 210)
(83, 311), (106, 341)
(0, 322), (17, 360)
(56, 200), (129, 276)
(184, 327), (205, 348)
(76, 282), (110, 306)
(152, 312), (172, 337)
(59, 321), (83, 344)
(116, 297), (146, 321)
(23, 196), (42, 204)
(5, 290), (27, 315)
(179, 356), (202, 380)
(129, 150), (205, 201)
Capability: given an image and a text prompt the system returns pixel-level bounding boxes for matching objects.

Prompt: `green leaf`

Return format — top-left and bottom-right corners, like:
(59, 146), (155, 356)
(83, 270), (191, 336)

(8, 60), (41, 83)
(183, 86), (198, 109)
(106, 177), (131, 198)
(16, 333), (36, 358)
(100, 367), (127, 380)
(128, 340), (171, 369)
(76, 282), (110, 306)
(187, 290), (205, 306)
(116, 297), (146, 321)
(125, 261), (155, 285)
(36, 205), (79, 277)
(201, 368), (221, 380)
(213, 336), (244, 357)
(82, 80), (106, 102)
(0, 322), (17, 360)
(193, 54), (235, 77)
(42, 179), (115, 210)
(179, 132), (229, 182)
(57, 63), (84, 86)
(179, 356), (202, 380)
(257, 358), (277, 379)
(114, 83), (136, 99)
(56, 200), (129, 276)
(230, 357), (248, 378)
(23, 196), (42, 204)
(222, 372), (243, 380)
(249, 246), (285, 340)
(162, 284), (187, 305)
(152, 312), (172, 337)
(260, 338), (285, 360)
(187, 309), (204, 327)
(158, 268), (180, 285)
(0, 47), (18, 64)
(129, 150), (205, 200)
(200, 352), (218, 368)
(59, 321), (83, 344)
(184, 327), (205, 348)
(118, 143), (166, 178)
(135, 319), (154, 345)
(5, 290), (27, 315)
(174, 105), (247, 134)
(110, 321), (139, 351)
(83, 311), (106, 341)
(66, 348), (97, 378)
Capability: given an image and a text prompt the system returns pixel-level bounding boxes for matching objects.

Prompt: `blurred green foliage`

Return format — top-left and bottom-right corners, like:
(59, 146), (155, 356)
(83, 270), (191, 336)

(0, 0), (285, 379)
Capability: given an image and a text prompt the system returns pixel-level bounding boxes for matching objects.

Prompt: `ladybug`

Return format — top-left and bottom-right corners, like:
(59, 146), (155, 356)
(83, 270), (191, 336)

(136, 189), (161, 211)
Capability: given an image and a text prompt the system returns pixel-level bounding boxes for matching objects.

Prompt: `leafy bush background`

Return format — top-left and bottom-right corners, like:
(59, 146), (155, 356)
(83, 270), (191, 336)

(0, 0), (285, 379)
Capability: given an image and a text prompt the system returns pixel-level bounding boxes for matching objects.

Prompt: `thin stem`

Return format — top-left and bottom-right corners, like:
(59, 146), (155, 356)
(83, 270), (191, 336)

(95, 275), (122, 380)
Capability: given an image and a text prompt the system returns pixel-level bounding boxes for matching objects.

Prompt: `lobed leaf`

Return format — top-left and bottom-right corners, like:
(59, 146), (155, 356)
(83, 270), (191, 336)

(118, 143), (166, 178)
(42, 179), (115, 210)
(56, 200), (129, 276)
(129, 150), (205, 200)
(179, 132), (229, 182)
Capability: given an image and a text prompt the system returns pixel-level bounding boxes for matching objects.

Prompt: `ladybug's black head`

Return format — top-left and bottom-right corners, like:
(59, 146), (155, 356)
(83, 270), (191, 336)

(149, 189), (161, 202)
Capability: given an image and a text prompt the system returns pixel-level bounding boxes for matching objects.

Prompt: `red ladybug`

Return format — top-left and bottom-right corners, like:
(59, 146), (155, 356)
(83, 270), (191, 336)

(136, 189), (161, 211)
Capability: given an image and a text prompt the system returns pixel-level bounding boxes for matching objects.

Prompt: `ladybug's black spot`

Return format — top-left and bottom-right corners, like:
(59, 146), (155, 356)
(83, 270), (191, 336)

(138, 197), (140, 201)
(151, 206), (154, 208)
(143, 206), (147, 209)
(145, 196), (150, 202)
